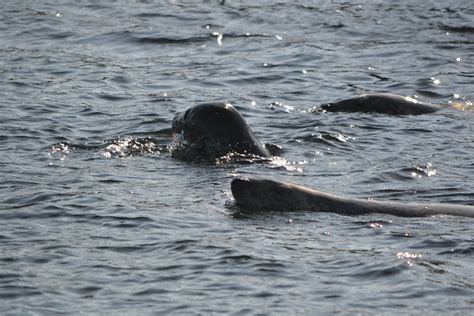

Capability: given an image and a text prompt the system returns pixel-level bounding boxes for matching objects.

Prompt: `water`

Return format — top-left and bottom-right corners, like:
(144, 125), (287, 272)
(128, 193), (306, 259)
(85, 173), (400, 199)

(1, 1), (473, 314)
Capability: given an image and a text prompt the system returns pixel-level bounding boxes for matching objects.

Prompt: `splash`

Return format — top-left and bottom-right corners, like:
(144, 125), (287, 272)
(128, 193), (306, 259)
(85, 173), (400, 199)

(103, 137), (160, 158)
(410, 163), (436, 178)
(48, 142), (70, 161)
(269, 156), (306, 172)
(449, 95), (473, 111)
(396, 251), (422, 266)
(215, 151), (272, 165)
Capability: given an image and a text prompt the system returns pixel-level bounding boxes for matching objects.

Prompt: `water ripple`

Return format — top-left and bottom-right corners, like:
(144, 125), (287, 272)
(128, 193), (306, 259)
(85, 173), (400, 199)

(1, 1), (474, 314)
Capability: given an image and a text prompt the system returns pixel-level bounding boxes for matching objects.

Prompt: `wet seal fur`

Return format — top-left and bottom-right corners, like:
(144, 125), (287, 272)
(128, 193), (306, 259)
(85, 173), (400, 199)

(231, 178), (474, 218)
(171, 102), (270, 162)
(320, 93), (441, 115)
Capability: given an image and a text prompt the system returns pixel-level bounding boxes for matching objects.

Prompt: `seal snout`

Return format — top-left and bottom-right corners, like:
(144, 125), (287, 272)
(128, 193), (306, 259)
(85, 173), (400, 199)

(231, 177), (258, 210)
(231, 177), (250, 196)
(171, 112), (184, 133)
(232, 177), (259, 204)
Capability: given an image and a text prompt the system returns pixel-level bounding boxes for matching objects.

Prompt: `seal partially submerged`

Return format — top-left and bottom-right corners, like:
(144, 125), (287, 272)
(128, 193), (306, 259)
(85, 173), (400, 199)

(320, 93), (441, 115)
(231, 178), (474, 218)
(171, 102), (270, 162)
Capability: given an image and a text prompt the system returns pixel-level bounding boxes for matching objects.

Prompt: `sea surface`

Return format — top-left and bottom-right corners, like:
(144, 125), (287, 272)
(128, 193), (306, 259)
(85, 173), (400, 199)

(1, 1), (473, 315)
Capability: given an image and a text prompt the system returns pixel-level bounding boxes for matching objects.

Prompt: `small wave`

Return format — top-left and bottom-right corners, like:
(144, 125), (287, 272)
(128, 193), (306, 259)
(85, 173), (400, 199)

(94, 245), (148, 254)
(69, 286), (102, 296)
(133, 34), (210, 45)
(1, 190), (74, 213)
(133, 12), (180, 19)
(438, 246), (474, 256)
(360, 163), (437, 185)
(95, 93), (133, 101)
(415, 90), (446, 99)
(162, 239), (198, 252)
(339, 262), (407, 280)
(226, 73), (287, 86)
(0, 285), (42, 300)
(353, 220), (393, 228)
(73, 30), (212, 49)
(440, 25), (474, 34)
(411, 238), (459, 249)
(296, 131), (353, 147)
(220, 254), (254, 264)
(133, 288), (170, 296)
(122, 30), (282, 48)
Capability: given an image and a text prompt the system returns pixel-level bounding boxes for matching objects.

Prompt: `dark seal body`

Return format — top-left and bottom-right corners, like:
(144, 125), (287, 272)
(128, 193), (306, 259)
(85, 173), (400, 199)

(231, 178), (474, 218)
(321, 93), (440, 115)
(171, 102), (270, 162)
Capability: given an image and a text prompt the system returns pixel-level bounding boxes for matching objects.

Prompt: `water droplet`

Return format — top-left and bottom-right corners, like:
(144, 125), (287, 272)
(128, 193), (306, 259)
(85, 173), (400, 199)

(217, 34), (223, 46)
(431, 77), (440, 85)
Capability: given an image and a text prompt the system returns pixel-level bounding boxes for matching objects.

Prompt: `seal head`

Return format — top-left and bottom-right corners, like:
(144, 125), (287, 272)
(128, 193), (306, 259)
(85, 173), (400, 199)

(171, 102), (270, 162)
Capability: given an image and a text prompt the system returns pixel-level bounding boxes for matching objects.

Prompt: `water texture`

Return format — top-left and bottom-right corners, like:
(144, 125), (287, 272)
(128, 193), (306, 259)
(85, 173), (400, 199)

(1, 1), (473, 314)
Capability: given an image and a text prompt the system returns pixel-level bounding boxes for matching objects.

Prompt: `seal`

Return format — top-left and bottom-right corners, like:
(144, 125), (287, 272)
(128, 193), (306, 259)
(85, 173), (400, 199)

(171, 102), (270, 162)
(320, 93), (441, 115)
(231, 177), (474, 218)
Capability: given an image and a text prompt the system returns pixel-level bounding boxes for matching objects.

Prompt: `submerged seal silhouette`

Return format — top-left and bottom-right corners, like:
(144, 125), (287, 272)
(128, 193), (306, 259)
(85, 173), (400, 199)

(231, 178), (474, 218)
(171, 102), (270, 161)
(320, 93), (441, 115)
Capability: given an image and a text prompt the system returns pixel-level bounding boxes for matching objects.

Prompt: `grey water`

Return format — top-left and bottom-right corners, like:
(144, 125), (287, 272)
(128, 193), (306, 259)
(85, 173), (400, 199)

(1, 0), (473, 314)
